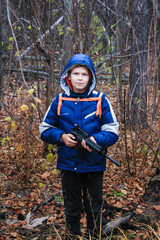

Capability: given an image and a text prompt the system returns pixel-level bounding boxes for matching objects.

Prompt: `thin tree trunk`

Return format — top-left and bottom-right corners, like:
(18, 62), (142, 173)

(129, 0), (148, 128)
(0, 0), (2, 100)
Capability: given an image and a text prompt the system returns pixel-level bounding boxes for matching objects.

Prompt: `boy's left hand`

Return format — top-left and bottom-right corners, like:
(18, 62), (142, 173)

(81, 136), (96, 152)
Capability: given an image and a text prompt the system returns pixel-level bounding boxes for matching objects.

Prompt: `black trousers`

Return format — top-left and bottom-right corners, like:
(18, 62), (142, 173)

(61, 170), (103, 239)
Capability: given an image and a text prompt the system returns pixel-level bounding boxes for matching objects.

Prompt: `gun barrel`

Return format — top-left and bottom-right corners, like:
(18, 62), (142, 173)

(85, 138), (120, 166)
(105, 154), (120, 167)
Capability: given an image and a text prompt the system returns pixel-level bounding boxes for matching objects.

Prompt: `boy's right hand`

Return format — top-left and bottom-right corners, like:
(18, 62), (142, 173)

(61, 134), (77, 147)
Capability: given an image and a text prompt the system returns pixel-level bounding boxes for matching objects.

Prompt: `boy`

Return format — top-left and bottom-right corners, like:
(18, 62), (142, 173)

(39, 54), (119, 239)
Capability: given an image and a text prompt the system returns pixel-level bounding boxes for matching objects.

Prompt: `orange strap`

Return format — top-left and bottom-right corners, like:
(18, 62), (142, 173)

(57, 93), (63, 116)
(57, 92), (103, 119)
(96, 92), (103, 118)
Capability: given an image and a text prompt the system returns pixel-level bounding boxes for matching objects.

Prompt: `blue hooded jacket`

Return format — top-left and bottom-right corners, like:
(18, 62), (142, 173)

(39, 54), (119, 172)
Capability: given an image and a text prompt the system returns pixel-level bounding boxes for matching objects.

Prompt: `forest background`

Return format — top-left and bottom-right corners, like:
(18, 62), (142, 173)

(0, 0), (160, 239)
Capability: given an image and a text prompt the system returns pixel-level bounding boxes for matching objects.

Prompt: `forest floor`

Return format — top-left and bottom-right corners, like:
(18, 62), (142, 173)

(0, 157), (159, 240)
(0, 81), (160, 239)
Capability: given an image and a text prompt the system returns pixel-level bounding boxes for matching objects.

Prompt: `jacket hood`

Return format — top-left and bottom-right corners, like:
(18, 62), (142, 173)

(60, 54), (97, 96)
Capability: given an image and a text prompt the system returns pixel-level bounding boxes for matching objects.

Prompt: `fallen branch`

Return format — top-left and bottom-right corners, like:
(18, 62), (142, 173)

(31, 190), (62, 214)
(102, 213), (132, 235)
(25, 211), (49, 230)
(21, 191), (62, 230)
(21, 55), (46, 61)
(11, 68), (49, 77)
(18, 16), (64, 60)
(7, 0), (44, 116)
(7, 0), (29, 90)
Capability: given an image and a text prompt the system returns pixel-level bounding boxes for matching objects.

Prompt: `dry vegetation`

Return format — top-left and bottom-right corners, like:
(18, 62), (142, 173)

(1, 0), (160, 239)
(0, 75), (159, 239)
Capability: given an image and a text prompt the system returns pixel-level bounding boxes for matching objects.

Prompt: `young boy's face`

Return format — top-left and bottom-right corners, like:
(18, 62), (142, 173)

(68, 66), (90, 93)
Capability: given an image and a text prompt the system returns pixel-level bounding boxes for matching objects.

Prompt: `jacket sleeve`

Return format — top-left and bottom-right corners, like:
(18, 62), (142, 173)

(39, 95), (64, 144)
(92, 94), (119, 147)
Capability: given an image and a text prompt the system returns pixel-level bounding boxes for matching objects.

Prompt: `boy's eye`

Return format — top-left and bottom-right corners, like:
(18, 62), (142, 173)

(72, 72), (88, 76)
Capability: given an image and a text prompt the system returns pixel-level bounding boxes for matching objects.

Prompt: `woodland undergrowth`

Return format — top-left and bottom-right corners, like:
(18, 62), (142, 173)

(0, 78), (160, 239)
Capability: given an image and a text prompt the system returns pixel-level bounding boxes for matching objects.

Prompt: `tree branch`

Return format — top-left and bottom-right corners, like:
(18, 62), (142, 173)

(6, 0), (29, 90)
(18, 16), (64, 60)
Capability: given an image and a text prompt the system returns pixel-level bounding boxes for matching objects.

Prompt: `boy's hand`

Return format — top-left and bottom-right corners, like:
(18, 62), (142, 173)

(81, 136), (96, 152)
(61, 133), (77, 147)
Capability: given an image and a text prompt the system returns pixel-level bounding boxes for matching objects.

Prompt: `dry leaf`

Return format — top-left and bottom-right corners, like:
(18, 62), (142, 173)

(35, 97), (41, 103)
(143, 168), (153, 176)
(20, 104), (29, 112)
(114, 201), (123, 208)
(18, 201), (25, 207)
(53, 184), (61, 189)
(11, 121), (17, 129)
(28, 88), (34, 95)
(41, 172), (50, 179)
(134, 183), (143, 191)
(152, 205), (160, 211)
(10, 232), (18, 237)
(30, 192), (37, 201)
(16, 145), (22, 151)
(120, 189), (127, 195)
(136, 208), (144, 214)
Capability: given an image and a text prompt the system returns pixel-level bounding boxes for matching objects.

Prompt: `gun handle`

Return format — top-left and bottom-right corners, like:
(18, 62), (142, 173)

(77, 143), (84, 159)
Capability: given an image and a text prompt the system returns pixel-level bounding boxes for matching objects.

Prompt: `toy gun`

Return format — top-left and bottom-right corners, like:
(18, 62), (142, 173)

(71, 125), (120, 167)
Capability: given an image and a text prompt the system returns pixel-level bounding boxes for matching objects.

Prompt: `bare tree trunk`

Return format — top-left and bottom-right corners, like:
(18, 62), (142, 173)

(83, 0), (95, 53)
(0, 0), (2, 100)
(129, 0), (148, 128)
(61, 0), (73, 68)
(143, 167), (160, 202)
(115, 0), (128, 123)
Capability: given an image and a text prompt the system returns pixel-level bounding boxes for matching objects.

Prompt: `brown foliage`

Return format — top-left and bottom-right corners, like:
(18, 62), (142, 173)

(0, 80), (159, 239)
